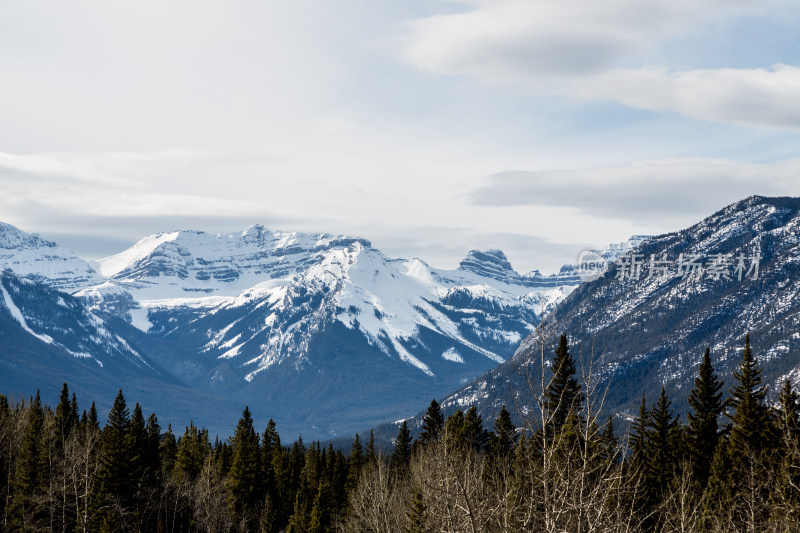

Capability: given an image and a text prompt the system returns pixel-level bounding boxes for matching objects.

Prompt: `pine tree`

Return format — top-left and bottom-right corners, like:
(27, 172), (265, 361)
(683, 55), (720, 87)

(405, 490), (427, 533)
(491, 405), (516, 459)
(598, 416), (619, 464)
(776, 379), (800, 441)
(346, 433), (364, 491)
(96, 389), (132, 531)
(419, 398), (444, 445)
(391, 421), (413, 473)
(11, 391), (47, 529)
(727, 334), (772, 463)
(54, 382), (78, 451)
(461, 406), (490, 452)
(545, 334), (583, 435)
(159, 424), (178, 477)
(630, 394), (649, 466)
(308, 480), (333, 533)
(226, 406), (263, 525)
(262, 419), (279, 505)
(365, 430), (378, 466)
(645, 386), (680, 496)
(128, 403), (148, 490)
(687, 347), (724, 486)
(87, 401), (99, 431)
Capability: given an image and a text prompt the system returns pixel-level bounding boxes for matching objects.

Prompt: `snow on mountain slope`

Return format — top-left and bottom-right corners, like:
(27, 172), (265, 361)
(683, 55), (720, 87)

(0, 222), (104, 291)
(0, 270), (147, 369)
(436, 196), (800, 429)
(0, 218), (649, 437)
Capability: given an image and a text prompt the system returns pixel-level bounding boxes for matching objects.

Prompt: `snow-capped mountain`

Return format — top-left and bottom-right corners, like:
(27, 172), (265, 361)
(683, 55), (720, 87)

(0, 269), (243, 435)
(437, 196), (800, 427)
(0, 220), (644, 437)
(0, 222), (103, 291)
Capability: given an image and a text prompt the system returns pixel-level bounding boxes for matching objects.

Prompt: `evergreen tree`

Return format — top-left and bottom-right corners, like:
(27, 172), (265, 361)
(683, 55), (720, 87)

(776, 379), (800, 441)
(419, 398), (444, 445)
(226, 406), (263, 525)
(545, 334), (583, 435)
(159, 424), (178, 477)
(727, 334), (772, 462)
(11, 391), (47, 529)
(308, 480), (333, 533)
(346, 433), (364, 492)
(391, 421), (413, 473)
(262, 418), (279, 505)
(630, 394), (649, 466)
(703, 436), (733, 522)
(405, 490), (427, 533)
(54, 382), (78, 451)
(687, 347), (724, 486)
(644, 387), (680, 496)
(128, 403), (148, 492)
(598, 415), (619, 464)
(365, 430), (378, 466)
(491, 405), (516, 459)
(96, 389), (133, 531)
(87, 401), (99, 431)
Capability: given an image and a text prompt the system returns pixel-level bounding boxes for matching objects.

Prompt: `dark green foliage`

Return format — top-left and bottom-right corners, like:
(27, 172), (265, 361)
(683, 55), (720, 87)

(405, 490), (427, 533)
(226, 406), (263, 526)
(776, 379), (800, 441)
(644, 387), (681, 496)
(419, 398), (444, 445)
(545, 333), (584, 434)
(346, 433), (363, 491)
(727, 334), (773, 462)
(445, 406), (489, 452)
(365, 429), (378, 466)
(491, 405), (516, 459)
(630, 394), (649, 465)
(96, 389), (132, 531)
(687, 348), (724, 487)
(598, 415), (618, 464)
(2, 338), (800, 533)
(391, 421), (413, 472)
(11, 391), (47, 529)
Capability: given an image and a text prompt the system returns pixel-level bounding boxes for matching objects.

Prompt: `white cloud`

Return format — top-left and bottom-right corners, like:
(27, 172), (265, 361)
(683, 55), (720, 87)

(470, 158), (800, 225)
(571, 65), (800, 129)
(400, 0), (800, 129)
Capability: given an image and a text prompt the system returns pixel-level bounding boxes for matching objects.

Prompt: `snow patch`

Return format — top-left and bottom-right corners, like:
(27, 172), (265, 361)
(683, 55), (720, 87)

(442, 347), (464, 363)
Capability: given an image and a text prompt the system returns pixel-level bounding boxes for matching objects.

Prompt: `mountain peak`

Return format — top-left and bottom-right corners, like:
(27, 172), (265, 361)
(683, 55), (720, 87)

(0, 221), (55, 250)
(458, 249), (516, 281)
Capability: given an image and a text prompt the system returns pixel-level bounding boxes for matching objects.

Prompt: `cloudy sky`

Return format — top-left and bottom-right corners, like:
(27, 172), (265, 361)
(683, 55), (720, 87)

(2, 0), (800, 273)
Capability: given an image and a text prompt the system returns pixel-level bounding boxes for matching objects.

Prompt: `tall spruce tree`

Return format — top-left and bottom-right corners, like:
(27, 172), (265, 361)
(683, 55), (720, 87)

(776, 379), (800, 441)
(227, 406), (263, 525)
(346, 433), (363, 492)
(598, 416), (619, 464)
(630, 394), (649, 466)
(491, 405), (516, 459)
(727, 334), (772, 459)
(545, 334), (583, 434)
(96, 390), (132, 531)
(419, 398), (444, 445)
(391, 421), (413, 473)
(687, 348), (724, 486)
(406, 490), (427, 533)
(365, 430), (378, 466)
(645, 387), (680, 496)
(11, 391), (47, 529)
(54, 382), (77, 452)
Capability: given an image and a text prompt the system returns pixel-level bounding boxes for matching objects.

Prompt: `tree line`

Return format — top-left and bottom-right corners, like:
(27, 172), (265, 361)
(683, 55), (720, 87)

(0, 332), (799, 531)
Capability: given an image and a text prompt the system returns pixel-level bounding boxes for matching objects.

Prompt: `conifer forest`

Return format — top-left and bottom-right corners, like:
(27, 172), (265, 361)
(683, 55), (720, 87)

(1, 333), (799, 532)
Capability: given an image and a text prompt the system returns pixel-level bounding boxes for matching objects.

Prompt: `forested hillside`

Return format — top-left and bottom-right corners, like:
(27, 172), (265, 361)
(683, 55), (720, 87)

(1, 334), (798, 532)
